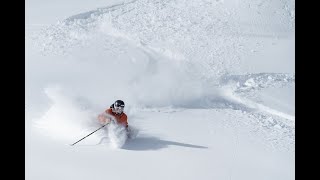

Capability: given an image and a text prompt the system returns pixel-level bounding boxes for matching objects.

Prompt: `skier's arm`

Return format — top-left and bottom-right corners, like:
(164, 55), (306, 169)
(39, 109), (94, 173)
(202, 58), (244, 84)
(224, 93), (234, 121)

(98, 112), (111, 124)
(124, 115), (129, 129)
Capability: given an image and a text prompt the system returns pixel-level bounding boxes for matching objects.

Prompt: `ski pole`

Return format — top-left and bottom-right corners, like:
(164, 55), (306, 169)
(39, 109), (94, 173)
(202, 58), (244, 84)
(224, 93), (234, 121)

(71, 123), (109, 146)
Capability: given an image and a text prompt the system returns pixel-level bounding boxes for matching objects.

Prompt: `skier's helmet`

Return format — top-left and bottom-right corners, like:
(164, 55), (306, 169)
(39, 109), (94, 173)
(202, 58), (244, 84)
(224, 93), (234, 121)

(114, 100), (125, 114)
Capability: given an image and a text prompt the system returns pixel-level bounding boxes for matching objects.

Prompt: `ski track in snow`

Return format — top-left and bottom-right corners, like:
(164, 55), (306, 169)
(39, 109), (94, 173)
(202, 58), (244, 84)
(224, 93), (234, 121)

(31, 0), (244, 80)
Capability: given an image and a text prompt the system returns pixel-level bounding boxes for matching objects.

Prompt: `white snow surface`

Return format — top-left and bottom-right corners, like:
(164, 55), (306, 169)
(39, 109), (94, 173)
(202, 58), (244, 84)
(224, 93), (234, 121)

(26, 0), (295, 180)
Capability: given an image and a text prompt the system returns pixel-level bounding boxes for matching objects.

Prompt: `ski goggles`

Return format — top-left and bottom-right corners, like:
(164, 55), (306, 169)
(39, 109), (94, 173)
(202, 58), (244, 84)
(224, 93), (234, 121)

(114, 106), (124, 113)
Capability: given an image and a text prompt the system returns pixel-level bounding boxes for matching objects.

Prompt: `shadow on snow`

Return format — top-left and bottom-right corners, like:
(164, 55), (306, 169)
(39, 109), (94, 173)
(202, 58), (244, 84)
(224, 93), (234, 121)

(122, 136), (208, 151)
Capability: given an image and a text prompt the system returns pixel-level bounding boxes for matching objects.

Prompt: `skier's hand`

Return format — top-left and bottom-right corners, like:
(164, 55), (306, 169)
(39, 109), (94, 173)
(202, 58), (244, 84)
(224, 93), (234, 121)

(126, 126), (130, 134)
(105, 118), (111, 124)
(126, 126), (132, 138)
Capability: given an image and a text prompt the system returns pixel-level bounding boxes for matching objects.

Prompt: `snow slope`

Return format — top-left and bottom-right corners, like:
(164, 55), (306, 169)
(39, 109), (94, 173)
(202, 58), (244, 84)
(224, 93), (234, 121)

(26, 0), (295, 180)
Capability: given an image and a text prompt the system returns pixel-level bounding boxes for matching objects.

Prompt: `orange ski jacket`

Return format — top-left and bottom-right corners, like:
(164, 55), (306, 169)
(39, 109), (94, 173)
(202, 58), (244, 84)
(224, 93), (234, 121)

(105, 108), (128, 128)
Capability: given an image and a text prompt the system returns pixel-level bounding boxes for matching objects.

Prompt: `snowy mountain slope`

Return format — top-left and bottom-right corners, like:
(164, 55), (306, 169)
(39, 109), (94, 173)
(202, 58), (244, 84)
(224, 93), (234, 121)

(27, 107), (294, 180)
(26, 0), (295, 180)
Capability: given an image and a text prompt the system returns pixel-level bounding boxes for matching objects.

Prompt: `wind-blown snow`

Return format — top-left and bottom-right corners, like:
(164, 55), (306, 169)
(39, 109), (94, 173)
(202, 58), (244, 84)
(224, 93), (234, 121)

(26, 0), (295, 180)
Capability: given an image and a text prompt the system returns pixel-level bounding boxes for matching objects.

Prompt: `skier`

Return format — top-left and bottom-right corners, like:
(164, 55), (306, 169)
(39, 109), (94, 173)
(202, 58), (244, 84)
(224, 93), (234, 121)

(98, 100), (128, 129)
(70, 100), (130, 146)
